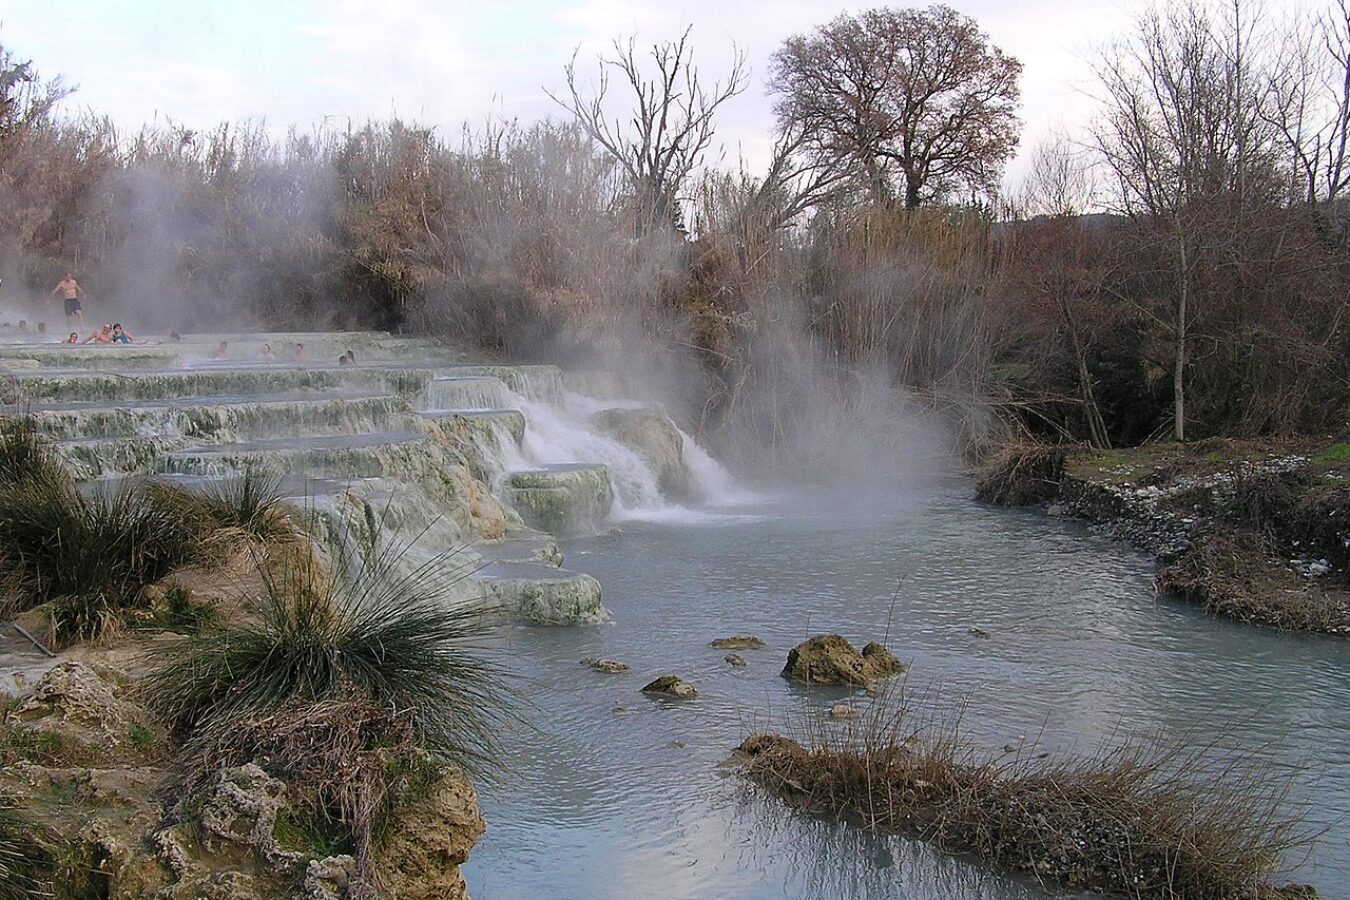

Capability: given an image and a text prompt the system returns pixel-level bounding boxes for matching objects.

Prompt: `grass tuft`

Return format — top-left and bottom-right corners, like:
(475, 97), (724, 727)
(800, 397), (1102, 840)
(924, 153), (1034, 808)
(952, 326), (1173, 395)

(738, 686), (1315, 899)
(0, 798), (48, 900)
(143, 545), (507, 770)
(144, 540), (508, 894)
(0, 477), (204, 644)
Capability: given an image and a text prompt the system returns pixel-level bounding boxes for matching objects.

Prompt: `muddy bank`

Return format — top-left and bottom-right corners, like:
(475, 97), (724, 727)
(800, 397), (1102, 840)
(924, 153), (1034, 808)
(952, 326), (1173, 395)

(977, 439), (1350, 634)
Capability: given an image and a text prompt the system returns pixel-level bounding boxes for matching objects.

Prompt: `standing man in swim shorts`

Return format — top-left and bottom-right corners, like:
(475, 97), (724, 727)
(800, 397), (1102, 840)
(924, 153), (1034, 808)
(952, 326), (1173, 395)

(50, 272), (85, 326)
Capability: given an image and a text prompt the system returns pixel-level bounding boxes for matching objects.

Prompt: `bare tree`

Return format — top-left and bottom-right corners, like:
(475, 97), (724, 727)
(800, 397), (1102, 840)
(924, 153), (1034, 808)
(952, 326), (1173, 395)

(768, 4), (1022, 209)
(1093, 0), (1285, 441)
(1266, 0), (1350, 202)
(1012, 140), (1112, 448)
(548, 27), (747, 236)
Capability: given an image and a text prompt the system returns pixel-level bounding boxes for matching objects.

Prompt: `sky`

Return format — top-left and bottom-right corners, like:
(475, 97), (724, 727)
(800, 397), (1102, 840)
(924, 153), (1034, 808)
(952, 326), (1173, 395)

(0, 0), (1310, 189)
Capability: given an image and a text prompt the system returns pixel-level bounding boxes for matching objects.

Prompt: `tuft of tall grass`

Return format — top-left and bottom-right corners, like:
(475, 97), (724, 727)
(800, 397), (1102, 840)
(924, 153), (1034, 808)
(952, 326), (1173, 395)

(144, 540), (507, 894)
(0, 477), (204, 644)
(738, 685), (1313, 899)
(0, 414), (66, 489)
(150, 468), (294, 549)
(143, 541), (507, 772)
(0, 799), (48, 900)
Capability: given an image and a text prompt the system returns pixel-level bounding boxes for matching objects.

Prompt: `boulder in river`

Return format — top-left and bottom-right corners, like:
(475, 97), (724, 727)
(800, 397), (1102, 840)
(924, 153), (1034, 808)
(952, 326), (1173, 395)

(724, 653), (747, 667)
(642, 675), (698, 699)
(710, 635), (765, 650)
(581, 657), (629, 673)
(781, 635), (905, 686)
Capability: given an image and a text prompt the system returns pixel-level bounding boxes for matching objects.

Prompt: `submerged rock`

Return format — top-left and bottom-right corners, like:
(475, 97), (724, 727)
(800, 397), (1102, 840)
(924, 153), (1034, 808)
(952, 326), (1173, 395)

(581, 658), (629, 673)
(968, 627), (991, 639)
(781, 635), (905, 686)
(724, 653), (747, 667)
(642, 675), (698, 699)
(710, 635), (765, 650)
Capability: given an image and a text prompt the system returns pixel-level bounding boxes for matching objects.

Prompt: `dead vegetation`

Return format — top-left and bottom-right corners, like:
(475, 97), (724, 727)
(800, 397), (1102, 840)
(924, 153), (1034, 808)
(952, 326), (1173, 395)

(1157, 530), (1350, 634)
(737, 688), (1316, 899)
(974, 442), (1066, 506)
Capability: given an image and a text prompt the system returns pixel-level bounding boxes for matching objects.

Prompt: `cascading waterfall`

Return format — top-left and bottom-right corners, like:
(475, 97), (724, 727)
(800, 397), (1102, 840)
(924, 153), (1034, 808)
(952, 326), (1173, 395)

(500, 387), (745, 519)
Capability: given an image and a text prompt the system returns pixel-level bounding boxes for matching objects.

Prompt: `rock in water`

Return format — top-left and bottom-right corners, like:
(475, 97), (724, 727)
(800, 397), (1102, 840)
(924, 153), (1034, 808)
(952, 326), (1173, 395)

(781, 635), (905, 686)
(642, 675), (698, 699)
(589, 406), (692, 499)
(829, 703), (858, 718)
(710, 635), (766, 650)
(724, 653), (747, 667)
(581, 657), (630, 673)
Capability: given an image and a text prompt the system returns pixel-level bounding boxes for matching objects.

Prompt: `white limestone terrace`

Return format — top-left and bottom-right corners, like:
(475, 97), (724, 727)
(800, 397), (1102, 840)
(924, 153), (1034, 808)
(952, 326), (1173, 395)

(0, 330), (734, 626)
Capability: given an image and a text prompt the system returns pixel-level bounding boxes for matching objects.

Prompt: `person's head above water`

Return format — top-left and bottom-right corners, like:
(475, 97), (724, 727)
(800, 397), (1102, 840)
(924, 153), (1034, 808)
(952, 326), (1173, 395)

(66, 331), (78, 343)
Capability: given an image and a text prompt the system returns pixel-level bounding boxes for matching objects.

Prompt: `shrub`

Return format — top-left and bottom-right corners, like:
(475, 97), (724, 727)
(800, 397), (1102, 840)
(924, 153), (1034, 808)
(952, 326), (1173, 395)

(143, 544), (508, 771)
(0, 476), (204, 643)
(150, 468), (293, 548)
(974, 442), (1066, 506)
(738, 687), (1312, 899)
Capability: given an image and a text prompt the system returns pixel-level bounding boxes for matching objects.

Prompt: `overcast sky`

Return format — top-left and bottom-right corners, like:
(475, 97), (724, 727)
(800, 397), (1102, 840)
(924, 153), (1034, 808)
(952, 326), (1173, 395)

(0, 1), (1315, 189)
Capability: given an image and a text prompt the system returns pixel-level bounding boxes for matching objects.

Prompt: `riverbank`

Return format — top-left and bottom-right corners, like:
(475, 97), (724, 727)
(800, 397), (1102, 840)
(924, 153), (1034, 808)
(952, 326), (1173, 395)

(977, 438), (1350, 634)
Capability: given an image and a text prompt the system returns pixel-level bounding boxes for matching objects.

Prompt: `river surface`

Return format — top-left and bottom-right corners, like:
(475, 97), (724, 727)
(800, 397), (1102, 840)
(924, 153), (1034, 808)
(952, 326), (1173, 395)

(463, 477), (1350, 900)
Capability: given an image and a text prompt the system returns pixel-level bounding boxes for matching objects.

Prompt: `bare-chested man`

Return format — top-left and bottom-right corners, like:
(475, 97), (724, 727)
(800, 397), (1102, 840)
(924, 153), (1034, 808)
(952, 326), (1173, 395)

(50, 272), (85, 325)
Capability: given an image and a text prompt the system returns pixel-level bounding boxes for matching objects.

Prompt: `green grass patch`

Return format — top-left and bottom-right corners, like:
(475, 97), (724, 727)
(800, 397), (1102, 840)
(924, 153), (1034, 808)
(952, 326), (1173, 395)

(1313, 442), (1350, 465)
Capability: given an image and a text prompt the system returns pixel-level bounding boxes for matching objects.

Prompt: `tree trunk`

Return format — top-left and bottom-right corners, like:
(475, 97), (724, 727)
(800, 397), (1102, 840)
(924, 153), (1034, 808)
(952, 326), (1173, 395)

(1058, 293), (1110, 449)
(904, 178), (921, 210)
(1174, 233), (1188, 442)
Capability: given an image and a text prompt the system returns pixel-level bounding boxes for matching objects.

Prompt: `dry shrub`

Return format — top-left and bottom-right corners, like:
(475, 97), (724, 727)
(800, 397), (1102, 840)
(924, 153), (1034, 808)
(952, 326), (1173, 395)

(1157, 530), (1350, 634)
(737, 687), (1315, 899)
(974, 442), (1066, 506)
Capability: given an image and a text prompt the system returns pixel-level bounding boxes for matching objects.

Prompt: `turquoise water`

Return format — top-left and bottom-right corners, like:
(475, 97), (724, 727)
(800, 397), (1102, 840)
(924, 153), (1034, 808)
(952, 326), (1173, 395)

(465, 479), (1350, 899)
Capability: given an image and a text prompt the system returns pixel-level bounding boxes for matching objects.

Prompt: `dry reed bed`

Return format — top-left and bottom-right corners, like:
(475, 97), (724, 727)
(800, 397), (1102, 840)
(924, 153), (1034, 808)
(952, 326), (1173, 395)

(736, 689), (1315, 899)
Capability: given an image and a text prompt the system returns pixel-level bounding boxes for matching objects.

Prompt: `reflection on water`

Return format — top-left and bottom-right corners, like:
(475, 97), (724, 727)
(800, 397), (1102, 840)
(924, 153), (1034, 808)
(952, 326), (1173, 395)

(464, 479), (1350, 899)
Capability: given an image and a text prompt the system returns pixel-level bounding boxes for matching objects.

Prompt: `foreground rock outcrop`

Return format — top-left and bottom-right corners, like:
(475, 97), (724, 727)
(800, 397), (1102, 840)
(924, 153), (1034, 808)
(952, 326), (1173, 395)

(781, 635), (904, 686)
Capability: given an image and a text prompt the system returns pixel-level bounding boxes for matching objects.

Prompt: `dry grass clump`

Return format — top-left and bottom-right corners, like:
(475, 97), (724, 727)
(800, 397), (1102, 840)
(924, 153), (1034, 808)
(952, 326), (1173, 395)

(143, 542), (509, 893)
(0, 416), (293, 644)
(1157, 530), (1350, 634)
(737, 689), (1314, 899)
(0, 798), (48, 900)
(974, 442), (1066, 506)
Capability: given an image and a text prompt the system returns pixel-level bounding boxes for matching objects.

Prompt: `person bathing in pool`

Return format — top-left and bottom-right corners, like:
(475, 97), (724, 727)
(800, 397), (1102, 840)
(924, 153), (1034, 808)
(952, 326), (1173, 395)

(81, 322), (113, 344)
(110, 323), (134, 344)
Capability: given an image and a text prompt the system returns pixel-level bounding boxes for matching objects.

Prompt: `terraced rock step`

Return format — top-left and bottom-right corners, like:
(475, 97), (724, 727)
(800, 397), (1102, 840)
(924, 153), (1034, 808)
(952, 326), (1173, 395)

(450, 365), (563, 403)
(474, 561), (608, 625)
(31, 393), (410, 441)
(500, 463), (614, 536)
(11, 366), (439, 403)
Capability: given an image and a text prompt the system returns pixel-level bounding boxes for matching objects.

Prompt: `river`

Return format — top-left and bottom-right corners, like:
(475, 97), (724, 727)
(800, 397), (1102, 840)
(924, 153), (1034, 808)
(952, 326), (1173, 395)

(464, 478), (1350, 899)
